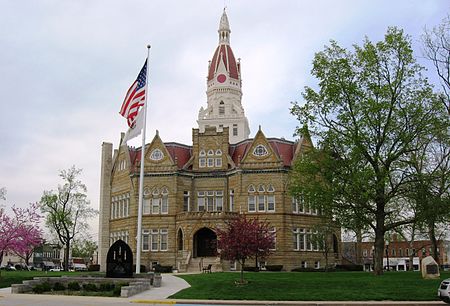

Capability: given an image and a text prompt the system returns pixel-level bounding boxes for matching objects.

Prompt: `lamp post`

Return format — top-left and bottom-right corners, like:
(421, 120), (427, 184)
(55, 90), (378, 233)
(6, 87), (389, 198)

(385, 241), (390, 271)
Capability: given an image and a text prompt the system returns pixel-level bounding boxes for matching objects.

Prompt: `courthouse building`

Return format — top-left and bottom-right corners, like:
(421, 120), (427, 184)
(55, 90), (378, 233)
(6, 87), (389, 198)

(98, 10), (341, 272)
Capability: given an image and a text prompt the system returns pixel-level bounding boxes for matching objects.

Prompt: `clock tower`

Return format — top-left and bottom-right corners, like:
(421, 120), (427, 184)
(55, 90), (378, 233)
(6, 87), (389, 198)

(198, 9), (250, 144)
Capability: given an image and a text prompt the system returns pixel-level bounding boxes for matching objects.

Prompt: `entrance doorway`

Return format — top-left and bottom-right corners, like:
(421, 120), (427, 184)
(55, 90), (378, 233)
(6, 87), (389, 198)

(193, 227), (217, 257)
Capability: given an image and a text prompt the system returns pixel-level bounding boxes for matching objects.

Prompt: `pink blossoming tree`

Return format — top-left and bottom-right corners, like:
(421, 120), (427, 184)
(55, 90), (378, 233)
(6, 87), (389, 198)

(216, 215), (274, 284)
(0, 201), (43, 271)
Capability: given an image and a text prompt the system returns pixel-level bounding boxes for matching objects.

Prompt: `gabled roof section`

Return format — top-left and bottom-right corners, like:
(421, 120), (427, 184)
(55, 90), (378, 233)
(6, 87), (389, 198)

(239, 127), (283, 169)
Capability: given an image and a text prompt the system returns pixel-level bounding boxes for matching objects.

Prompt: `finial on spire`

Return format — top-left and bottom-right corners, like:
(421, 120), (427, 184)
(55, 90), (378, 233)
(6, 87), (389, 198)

(218, 8), (231, 44)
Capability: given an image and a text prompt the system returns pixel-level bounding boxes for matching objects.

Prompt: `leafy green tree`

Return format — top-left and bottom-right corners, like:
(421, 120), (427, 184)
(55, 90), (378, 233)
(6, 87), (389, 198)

(290, 27), (445, 275)
(40, 166), (97, 271)
(72, 237), (98, 261)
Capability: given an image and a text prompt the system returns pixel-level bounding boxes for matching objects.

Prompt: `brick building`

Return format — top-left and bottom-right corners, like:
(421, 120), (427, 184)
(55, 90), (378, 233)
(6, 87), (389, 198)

(98, 10), (341, 272)
(358, 238), (450, 271)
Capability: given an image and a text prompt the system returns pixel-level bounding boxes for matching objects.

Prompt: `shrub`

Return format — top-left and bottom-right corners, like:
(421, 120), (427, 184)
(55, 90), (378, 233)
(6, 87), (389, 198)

(132, 264), (147, 272)
(88, 264), (100, 271)
(243, 266), (259, 272)
(82, 283), (98, 291)
(154, 264), (173, 273)
(53, 282), (66, 291)
(32, 282), (51, 294)
(335, 264), (363, 271)
(265, 265), (283, 271)
(99, 283), (115, 291)
(68, 281), (81, 291)
(291, 267), (326, 272)
(113, 282), (128, 297)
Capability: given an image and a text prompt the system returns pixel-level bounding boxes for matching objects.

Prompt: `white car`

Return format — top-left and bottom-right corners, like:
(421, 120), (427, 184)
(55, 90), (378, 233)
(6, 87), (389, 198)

(49, 268), (61, 272)
(438, 278), (450, 304)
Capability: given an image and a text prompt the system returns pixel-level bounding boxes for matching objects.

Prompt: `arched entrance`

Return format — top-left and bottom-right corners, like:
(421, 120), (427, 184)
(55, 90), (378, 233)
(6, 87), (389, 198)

(193, 227), (217, 257)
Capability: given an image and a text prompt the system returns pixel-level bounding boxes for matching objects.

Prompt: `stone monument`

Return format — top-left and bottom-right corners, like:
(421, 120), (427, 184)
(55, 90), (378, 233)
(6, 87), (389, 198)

(421, 255), (440, 279)
(106, 239), (133, 278)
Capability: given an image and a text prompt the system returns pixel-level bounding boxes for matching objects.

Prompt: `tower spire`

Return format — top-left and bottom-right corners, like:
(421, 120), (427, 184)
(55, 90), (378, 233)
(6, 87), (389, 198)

(218, 8), (230, 45)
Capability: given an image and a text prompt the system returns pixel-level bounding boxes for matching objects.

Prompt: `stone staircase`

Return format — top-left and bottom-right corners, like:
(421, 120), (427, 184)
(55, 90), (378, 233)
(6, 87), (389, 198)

(187, 256), (221, 273)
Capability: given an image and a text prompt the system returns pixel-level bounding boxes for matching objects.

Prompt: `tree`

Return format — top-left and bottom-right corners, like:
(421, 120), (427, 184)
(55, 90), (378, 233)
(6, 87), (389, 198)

(290, 27), (445, 275)
(40, 166), (97, 271)
(216, 215), (274, 284)
(72, 237), (98, 262)
(311, 220), (339, 271)
(422, 15), (450, 114)
(0, 202), (42, 268)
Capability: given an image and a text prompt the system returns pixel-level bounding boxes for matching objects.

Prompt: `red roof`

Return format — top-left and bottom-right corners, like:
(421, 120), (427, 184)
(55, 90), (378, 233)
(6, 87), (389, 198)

(208, 44), (239, 81)
(127, 138), (295, 171)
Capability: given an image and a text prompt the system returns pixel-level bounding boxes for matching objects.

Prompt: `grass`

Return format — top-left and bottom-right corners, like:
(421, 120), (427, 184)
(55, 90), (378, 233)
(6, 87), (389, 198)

(0, 270), (105, 289)
(171, 271), (450, 301)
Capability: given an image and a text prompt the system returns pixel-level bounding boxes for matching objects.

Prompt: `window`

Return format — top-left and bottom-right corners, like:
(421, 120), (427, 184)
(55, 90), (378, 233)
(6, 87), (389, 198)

(248, 195), (256, 212)
(215, 158), (222, 167)
(292, 196), (317, 215)
(160, 187), (169, 214)
(253, 144), (269, 157)
(391, 248), (396, 256)
(267, 185), (275, 211)
(150, 149), (164, 161)
(229, 189), (234, 212)
(142, 230), (150, 251)
(257, 194), (265, 211)
(199, 150), (206, 156)
(207, 191), (214, 211)
(233, 124), (238, 136)
(207, 158), (214, 167)
(207, 149), (214, 156)
(152, 198), (160, 214)
(143, 198), (151, 214)
(111, 193), (130, 219)
(151, 230), (159, 251)
(199, 158), (206, 168)
(293, 228), (320, 251)
(183, 191), (190, 212)
(219, 101), (225, 115)
(314, 261), (320, 269)
(399, 248), (403, 257)
(215, 149), (222, 155)
(301, 261), (307, 268)
(197, 192), (205, 211)
(160, 229), (168, 251)
(363, 249), (368, 257)
(216, 191), (223, 211)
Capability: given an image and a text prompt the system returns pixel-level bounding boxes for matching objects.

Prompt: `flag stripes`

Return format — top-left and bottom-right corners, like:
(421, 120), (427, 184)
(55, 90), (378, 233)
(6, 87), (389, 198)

(119, 60), (147, 128)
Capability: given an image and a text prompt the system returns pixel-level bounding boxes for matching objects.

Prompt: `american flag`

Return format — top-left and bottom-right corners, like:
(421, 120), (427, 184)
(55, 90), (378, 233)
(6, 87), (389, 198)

(119, 60), (147, 128)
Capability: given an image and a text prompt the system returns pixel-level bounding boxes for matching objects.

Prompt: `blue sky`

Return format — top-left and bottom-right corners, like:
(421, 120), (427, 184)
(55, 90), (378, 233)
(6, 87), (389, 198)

(0, 1), (447, 237)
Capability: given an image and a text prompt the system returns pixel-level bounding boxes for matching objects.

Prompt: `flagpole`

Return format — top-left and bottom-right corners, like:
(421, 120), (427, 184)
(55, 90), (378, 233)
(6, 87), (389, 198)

(136, 45), (151, 274)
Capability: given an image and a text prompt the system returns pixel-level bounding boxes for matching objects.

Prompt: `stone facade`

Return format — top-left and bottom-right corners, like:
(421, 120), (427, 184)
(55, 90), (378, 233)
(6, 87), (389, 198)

(98, 10), (341, 273)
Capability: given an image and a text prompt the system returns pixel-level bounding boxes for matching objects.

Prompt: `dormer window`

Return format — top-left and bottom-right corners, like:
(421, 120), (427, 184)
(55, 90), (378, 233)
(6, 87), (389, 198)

(150, 149), (164, 161)
(253, 144), (269, 157)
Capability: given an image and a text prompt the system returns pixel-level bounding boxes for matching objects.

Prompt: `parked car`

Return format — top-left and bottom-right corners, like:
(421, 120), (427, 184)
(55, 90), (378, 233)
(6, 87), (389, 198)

(49, 267), (61, 272)
(438, 278), (450, 304)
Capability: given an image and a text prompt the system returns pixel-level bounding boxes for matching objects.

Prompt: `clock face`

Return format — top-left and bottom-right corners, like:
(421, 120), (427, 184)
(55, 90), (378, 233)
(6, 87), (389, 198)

(217, 74), (227, 83)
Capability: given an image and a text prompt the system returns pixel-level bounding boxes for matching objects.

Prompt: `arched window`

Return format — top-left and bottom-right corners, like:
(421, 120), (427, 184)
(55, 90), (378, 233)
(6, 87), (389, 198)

(219, 101), (225, 115)
(248, 185), (255, 193)
(207, 149), (214, 156)
(215, 149), (222, 156)
(199, 150), (206, 156)
(177, 229), (183, 251)
(258, 185), (265, 192)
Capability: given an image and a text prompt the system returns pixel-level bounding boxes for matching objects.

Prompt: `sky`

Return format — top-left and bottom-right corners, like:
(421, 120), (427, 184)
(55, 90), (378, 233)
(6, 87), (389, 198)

(0, 1), (448, 240)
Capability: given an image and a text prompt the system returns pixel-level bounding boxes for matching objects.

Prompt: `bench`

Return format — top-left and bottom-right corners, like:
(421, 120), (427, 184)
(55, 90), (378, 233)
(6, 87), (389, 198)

(202, 264), (212, 273)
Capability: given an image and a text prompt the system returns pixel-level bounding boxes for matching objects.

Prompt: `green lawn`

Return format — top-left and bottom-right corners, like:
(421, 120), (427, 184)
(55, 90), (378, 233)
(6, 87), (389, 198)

(171, 271), (450, 301)
(0, 270), (105, 289)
